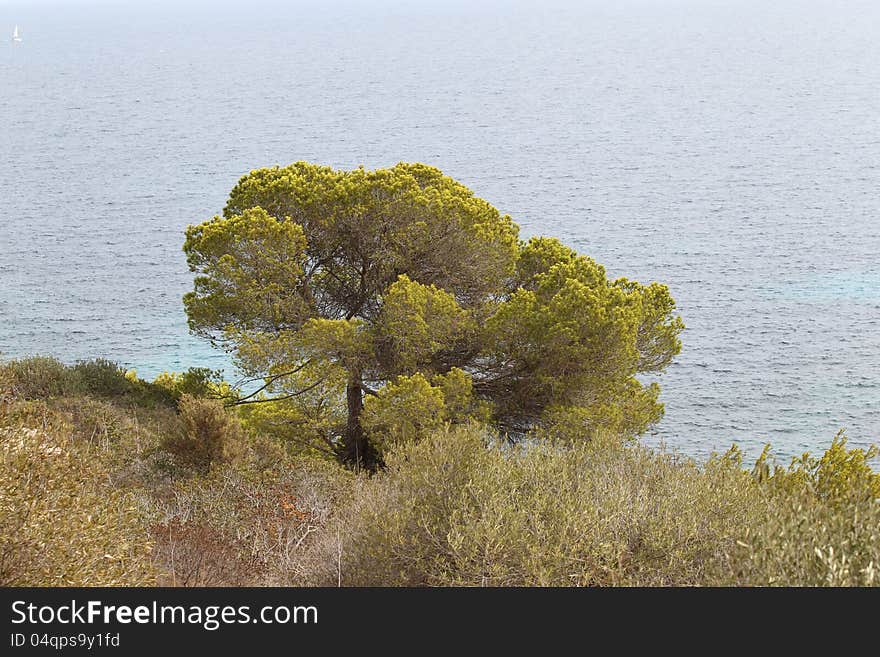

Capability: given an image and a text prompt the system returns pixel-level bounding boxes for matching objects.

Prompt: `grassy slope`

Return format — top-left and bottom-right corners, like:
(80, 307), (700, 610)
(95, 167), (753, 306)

(1, 357), (878, 586)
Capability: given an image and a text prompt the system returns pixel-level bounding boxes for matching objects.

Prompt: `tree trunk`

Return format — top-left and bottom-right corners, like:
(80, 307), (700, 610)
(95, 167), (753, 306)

(342, 378), (376, 471)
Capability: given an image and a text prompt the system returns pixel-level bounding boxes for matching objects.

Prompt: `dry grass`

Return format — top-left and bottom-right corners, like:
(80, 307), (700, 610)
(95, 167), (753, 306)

(0, 423), (156, 586)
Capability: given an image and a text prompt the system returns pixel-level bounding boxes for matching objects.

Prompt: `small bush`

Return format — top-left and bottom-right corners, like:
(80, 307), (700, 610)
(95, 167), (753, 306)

(71, 358), (137, 397)
(0, 356), (81, 400)
(160, 395), (244, 473)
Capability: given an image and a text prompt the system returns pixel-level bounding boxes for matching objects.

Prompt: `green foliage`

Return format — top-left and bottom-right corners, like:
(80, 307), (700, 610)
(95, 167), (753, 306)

(152, 367), (229, 400)
(1, 371), (877, 587)
(752, 432), (880, 503)
(434, 367), (493, 423)
(335, 427), (880, 587)
(373, 275), (475, 375)
(361, 369), (490, 454)
(336, 426), (757, 586)
(0, 356), (80, 399)
(184, 207), (312, 337)
(538, 379), (664, 441)
(720, 434), (880, 586)
(0, 356), (176, 408)
(297, 318), (373, 374)
(160, 395), (245, 473)
(235, 376), (347, 461)
(69, 358), (134, 396)
(361, 373), (445, 452)
(183, 164), (683, 467)
(221, 162), (520, 306)
(482, 237), (680, 435)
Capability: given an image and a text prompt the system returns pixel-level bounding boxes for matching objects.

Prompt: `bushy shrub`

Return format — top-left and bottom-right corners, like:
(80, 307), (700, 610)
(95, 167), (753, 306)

(0, 356), (80, 400)
(720, 487), (880, 586)
(718, 434), (880, 586)
(160, 395), (245, 473)
(361, 369), (491, 455)
(332, 427), (879, 587)
(0, 357), (176, 408)
(152, 367), (228, 400)
(333, 426), (761, 586)
(71, 358), (137, 397)
(0, 386), (347, 587)
(72, 359), (177, 407)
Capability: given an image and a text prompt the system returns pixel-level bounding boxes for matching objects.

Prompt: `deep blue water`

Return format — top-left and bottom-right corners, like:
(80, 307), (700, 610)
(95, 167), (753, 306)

(2, 0), (879, 460)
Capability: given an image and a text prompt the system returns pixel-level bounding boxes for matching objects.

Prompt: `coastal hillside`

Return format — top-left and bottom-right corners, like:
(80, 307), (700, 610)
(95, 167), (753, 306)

(2, 357), (877, 587)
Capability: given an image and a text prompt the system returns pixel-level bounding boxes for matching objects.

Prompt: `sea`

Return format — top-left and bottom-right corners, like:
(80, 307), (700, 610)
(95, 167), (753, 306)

(2, 0), (878, 461)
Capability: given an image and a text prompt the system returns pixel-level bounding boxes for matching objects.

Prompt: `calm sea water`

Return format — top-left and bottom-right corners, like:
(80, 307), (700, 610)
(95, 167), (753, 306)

(2, 0), (878, 460)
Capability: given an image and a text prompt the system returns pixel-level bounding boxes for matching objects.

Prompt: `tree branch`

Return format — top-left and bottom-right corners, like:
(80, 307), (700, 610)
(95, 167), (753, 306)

(229, 361), (313, 403)
(226, 376), (326, 407)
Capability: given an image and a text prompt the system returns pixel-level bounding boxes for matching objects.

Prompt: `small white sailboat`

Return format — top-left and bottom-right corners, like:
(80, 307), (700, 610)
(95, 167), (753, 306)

(12, 25), (22, 43)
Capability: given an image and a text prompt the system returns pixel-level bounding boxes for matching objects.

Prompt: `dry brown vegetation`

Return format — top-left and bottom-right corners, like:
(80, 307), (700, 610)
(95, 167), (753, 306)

(1, 357), (878, 587)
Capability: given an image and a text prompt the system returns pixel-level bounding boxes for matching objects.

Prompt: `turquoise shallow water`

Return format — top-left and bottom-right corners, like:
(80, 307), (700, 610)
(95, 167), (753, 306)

(1, 0), (879, 461)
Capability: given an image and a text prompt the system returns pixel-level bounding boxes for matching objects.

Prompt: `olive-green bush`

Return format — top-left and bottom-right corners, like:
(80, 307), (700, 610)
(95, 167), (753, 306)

(152, 367), (228, 400)
(717, 436), (880, 586)
(159, 395), (244, 473)
(0, 356), (80, 400)
(334, 426), (758, 585)
(0, 356), (176, 407)
(333, 426), (879, 586)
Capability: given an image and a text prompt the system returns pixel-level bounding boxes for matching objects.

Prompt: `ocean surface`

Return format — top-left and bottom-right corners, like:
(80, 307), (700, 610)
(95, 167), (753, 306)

(2, 0), (878, 461)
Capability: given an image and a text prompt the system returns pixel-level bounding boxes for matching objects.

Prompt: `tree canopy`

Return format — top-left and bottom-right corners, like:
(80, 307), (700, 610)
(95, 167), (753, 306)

(183, 162), (683, 469)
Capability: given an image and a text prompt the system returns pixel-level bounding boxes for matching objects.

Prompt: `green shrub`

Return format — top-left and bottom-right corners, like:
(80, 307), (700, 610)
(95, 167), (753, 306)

(720, 487), (880, 586)
(71, 358), (136, 397)
(332, 427), (879, 587)
(0, 357), (176, 408)
(152, 367), (228, 400)
(334, 426), (761, 586)
(361, 369), (491, 455)
(160, 395), (244, 473)
(718, 434), (880, 586)
(0, 356), (81, 399)
(752, 432), (880, 502)
(72, 359), (177, 407)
